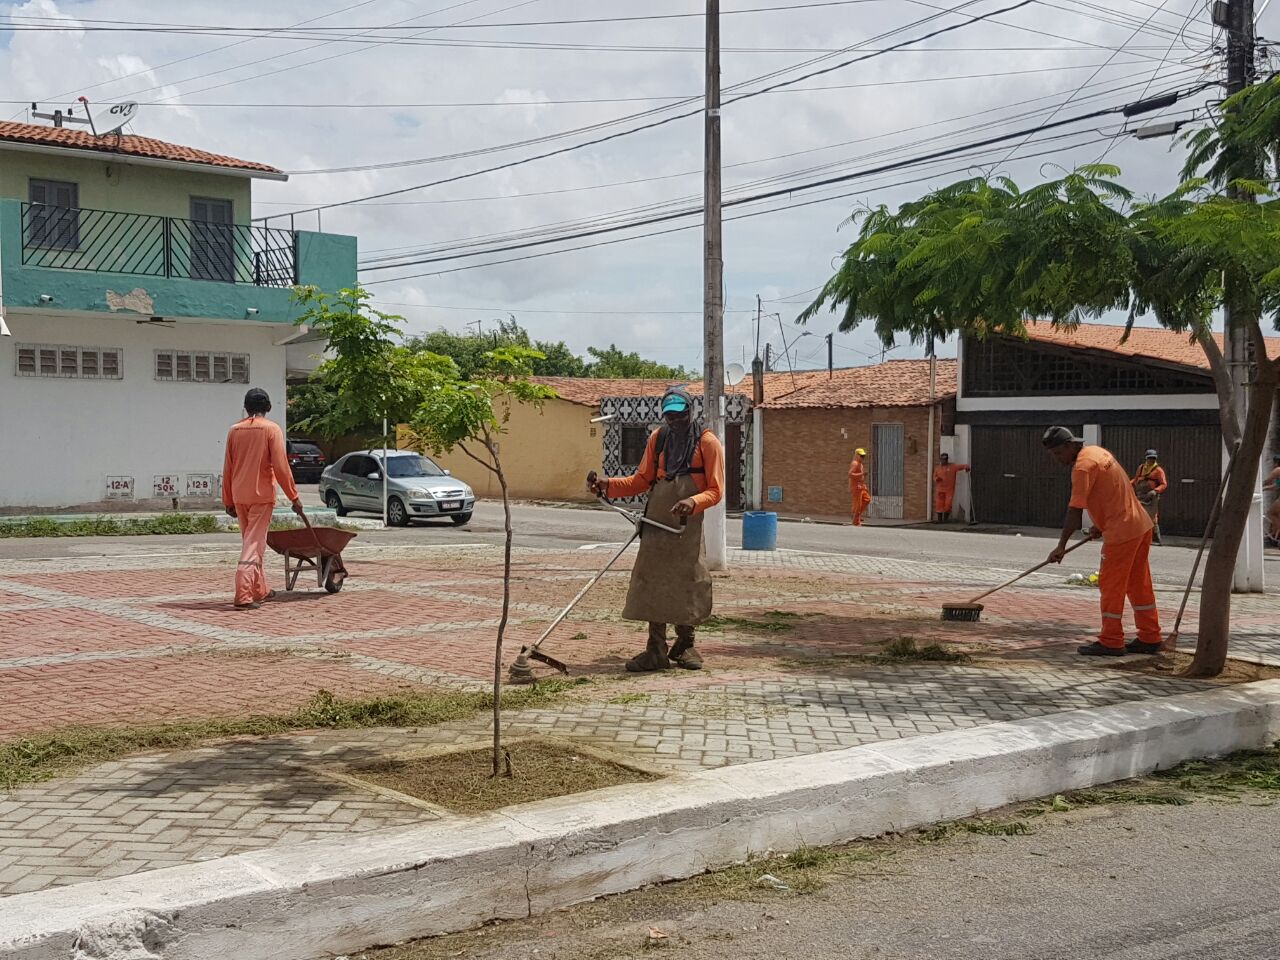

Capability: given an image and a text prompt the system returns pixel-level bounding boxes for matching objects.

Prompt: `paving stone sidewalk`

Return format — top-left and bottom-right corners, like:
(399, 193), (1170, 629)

(1, 542), (1277, 899)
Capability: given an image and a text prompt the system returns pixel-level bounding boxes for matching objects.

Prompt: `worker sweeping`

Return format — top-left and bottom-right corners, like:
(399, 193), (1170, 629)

(1042, 426), (1162, 657)
(1132, 449), (1168, 545)
(587, 386), (724, 672)
(849, 448), (871, 526)
(223, 388), (306, 610)
(933, 453), (971, 523)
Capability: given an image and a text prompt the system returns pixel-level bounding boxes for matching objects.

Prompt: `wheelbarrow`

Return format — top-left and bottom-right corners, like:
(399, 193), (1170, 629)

(266, 516), (356, 594)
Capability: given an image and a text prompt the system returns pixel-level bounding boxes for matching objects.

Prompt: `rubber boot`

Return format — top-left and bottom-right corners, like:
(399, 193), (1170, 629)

(669, 626), (703, 670)
(1152, 523), (1162, 546)
(625, 623), (671, 673)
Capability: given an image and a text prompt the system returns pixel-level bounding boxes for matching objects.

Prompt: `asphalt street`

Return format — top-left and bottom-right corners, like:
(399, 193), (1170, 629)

(3, 491), (1276, 591)
(375, 800), (1280, 960)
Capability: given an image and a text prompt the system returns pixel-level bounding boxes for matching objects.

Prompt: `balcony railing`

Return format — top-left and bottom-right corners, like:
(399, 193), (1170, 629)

(20, 203), (298, 288)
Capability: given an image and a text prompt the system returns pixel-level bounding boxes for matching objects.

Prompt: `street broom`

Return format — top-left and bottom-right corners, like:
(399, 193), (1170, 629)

(941, 537), (1095, 622)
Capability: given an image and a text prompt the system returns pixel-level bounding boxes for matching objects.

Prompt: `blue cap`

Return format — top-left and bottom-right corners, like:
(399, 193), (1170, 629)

(661, 395), (689, 414)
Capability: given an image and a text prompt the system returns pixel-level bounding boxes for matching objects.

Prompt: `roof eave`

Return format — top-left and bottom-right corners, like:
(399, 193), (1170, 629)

(0, 139), (288, 181)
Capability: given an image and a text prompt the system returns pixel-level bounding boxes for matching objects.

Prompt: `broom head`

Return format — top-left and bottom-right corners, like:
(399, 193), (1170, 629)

(941, 602), (983, 622)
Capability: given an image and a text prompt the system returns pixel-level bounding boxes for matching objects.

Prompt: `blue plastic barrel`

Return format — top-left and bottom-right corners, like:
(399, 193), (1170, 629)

(742, 511), (778, 551)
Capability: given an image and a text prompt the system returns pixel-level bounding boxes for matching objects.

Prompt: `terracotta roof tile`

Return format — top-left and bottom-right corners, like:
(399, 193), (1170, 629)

(0, 120), (283, 176)
(536, 369), (848, 407)
(760, 359), (957, 410)
(1020, 321), (1280, 369)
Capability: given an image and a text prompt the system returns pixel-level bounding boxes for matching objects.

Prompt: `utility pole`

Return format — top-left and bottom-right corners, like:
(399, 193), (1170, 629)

(703, 0), (727, 571)
(764, 342), (772, 372)
(1223, 0), (1263, 591)
(826, 332), (834, 380)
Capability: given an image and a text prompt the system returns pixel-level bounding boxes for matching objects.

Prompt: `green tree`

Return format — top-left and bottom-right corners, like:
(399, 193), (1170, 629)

(406, 347), (555, 775)
(406, 317), (588, 379)
(585, 344), (693, 380)
(799, 78), (1280, 677)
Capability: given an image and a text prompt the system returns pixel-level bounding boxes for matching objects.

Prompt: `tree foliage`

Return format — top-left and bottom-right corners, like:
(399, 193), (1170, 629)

(405, 317), (588, 380)
(584, 344), (693, 379)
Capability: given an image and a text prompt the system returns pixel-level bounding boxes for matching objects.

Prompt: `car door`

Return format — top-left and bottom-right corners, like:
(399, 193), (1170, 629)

(340, 455), (374, 509)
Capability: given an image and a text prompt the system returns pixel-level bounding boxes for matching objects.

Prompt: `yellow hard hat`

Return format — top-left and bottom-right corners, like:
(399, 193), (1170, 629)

(855, 448), (867, 456)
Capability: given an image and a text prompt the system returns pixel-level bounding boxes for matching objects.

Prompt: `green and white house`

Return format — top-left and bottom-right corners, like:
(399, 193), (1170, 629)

(0, 119), (356, 511)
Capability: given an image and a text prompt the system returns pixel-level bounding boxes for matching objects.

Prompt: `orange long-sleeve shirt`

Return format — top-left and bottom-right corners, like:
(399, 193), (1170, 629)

(606, 428), (725, 515)
(222, 416), (299, 507)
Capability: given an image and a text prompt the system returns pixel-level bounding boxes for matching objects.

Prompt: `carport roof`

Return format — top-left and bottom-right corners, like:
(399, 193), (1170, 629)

(1019, 322), (1280, 370)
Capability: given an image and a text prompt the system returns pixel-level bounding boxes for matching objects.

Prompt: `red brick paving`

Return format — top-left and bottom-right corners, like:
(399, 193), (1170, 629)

(0, 609), (194, 658)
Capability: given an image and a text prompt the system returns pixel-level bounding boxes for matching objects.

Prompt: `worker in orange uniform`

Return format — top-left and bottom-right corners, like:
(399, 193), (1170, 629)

(849, 448), (871, 526)
(1042, 426), (1162, 657)
(1131, 449), (1169, 545)
(588, 386), (724, 672)
(933, 453), (971, 523)
(223, 388), (306, 610)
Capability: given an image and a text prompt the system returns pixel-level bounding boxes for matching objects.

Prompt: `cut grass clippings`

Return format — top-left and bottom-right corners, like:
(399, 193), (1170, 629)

(875, 636), (970, 663)
(701, 611), (804, 633)
(0, 513), (224, 538)
(1108, 651), (1280, 684)
(0, 680), (587, 791)
(349, 740), (657, 814)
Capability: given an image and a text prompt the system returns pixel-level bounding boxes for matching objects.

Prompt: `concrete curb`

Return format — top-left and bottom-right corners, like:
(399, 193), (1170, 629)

(4, 681), (1279, 960)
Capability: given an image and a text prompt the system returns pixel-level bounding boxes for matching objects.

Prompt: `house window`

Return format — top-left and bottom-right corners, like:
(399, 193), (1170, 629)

(154, 350), (249, 383)
(14, 343), (122, 379)
(27, 179), (80, 249)
(621, 425), (650, 467)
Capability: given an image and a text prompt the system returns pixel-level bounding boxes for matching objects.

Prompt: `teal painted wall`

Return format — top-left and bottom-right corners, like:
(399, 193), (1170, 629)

(0, 199), (356, 325)
(0, 150), (253, 222)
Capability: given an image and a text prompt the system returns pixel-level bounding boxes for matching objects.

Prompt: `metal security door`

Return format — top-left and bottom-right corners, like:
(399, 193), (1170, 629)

(971, 425), (1081, 528)
(1101, 425), (1219, 537)
(871, 422), (905, 519)
(724, 426), (743, 511)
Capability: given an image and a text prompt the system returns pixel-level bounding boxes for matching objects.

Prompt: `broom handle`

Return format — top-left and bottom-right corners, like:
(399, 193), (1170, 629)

(965, 537), (1094, 604)
(1170, 440), (1241, 634)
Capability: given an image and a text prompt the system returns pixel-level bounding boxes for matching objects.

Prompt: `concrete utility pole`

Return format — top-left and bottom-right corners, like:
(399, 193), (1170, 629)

(703, 0), (727, 571)
(826, 333), (834, 379)
(1224, 0), (1264, 592)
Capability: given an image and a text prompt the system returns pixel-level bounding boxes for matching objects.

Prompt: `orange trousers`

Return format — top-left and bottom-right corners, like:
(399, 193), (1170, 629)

(935, 489), (955, 515)
(1097, 530), (1161, 648)
(234, 502), (274, 606)
(851, 487), (871, 525)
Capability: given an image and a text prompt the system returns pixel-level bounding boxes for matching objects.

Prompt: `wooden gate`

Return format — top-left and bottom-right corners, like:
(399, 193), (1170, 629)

(1101, 425), (1220, 537)
(971, 425), (1081, 528)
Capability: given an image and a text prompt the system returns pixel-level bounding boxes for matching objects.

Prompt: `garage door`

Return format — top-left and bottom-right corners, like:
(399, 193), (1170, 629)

(1101, 425), (1220, 537)
(971, 425), (1081, 528)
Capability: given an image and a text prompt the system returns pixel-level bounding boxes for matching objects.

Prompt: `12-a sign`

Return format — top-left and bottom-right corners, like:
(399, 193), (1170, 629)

(105, 476), (135, 500)
(186, 474), (214, 498)
(152, 474), (180, 498)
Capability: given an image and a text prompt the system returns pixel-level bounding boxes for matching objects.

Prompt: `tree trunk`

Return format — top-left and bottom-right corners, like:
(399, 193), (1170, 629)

(1188, 355), (1278, 677)
(491, 442), (513, 777)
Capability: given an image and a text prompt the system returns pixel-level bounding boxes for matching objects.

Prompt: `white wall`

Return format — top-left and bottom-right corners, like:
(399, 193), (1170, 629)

(0, 311), (286, 511)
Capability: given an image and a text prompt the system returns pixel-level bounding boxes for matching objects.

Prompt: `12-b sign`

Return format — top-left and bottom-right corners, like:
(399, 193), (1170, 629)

(186, 475), (214, 498)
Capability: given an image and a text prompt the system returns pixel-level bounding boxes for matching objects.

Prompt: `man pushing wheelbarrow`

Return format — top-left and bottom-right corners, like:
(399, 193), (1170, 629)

(587, 387), (725, 672)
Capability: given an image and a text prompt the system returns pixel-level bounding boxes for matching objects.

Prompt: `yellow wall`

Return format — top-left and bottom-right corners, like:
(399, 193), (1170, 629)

(402, 398), (601, 502)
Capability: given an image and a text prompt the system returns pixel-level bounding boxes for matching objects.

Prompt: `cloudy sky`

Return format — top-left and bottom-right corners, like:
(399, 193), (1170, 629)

(1, 0), (1266, 371)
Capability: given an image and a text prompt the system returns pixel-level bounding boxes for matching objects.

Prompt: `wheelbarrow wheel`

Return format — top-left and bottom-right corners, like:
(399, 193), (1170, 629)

(324, 569), (346, 594)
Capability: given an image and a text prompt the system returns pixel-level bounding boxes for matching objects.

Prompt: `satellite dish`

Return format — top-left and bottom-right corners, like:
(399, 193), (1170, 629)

(724, 362), (747, 387)
(92, 101), (139, 136)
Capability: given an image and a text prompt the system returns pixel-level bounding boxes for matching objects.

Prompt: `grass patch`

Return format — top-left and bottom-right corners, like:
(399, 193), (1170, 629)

(0, 679), (587, 791)
(876, 636), (970, 663)
(0, 513), (224, 538)
(701, 611), (802, 633)
(347, 740), (657, 814)
(607, 694), (652, 705)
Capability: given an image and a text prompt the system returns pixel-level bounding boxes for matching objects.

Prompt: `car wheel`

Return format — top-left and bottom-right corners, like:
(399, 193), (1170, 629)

(387, 497), (410, 527)
(324, 490), (348, 517)
(450, 512), (473, 526)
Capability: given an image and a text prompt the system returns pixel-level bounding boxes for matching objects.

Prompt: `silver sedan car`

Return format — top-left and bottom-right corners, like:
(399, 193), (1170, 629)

(319, 450), (476, 527)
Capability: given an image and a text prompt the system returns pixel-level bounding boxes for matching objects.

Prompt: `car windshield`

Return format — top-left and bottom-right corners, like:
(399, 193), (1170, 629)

(384, 455), (445, 479)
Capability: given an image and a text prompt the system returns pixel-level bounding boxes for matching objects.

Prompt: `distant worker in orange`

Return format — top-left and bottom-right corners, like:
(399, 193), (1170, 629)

(849, 448), (871, 526)
(1043, 427), (1162, 658)
(1266, 455), (1280, 547)
(223, 388), (305, 610)
(1131, 449), (1168, 545)
(933, 453), (971, 523)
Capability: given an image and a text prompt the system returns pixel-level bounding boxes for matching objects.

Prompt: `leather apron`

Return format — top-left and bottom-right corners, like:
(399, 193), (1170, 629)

(621, 472), (713, 626)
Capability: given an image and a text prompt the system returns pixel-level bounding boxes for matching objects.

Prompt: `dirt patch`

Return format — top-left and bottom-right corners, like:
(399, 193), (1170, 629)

(1107, 652), (1280, 684)
(346, 739), (658, 814)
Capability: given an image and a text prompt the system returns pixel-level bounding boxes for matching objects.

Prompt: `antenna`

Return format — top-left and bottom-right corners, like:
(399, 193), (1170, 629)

(89, 100), (139, 137)
(724, 362), (746, 387)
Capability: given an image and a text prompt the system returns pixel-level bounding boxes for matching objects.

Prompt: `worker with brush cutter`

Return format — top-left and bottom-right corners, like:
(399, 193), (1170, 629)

(1042, 426), (1162, 658)
(1131, 449), (1168, 545)
(587, 386), (725, 672)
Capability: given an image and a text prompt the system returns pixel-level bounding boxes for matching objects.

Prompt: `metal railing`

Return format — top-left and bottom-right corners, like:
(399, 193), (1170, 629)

(20, 203), (298, 287)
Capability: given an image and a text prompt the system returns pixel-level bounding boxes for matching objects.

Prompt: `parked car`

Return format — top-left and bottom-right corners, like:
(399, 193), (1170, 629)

(286, 439), (327, 484)
(319, 450), (476, 527)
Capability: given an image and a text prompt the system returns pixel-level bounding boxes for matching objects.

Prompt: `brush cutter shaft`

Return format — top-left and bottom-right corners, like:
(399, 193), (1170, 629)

(966, 537), (1093, 604)
(528, 531), (639, 651)
(599, 497), (686, 535)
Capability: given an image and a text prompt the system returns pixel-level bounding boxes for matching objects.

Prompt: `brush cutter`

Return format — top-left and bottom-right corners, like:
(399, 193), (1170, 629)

(1165, 440), (1241, 651)
(508, 479), (687, 684)
(941, 536), (1096, 622)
